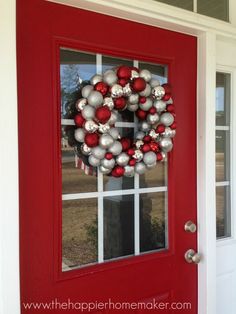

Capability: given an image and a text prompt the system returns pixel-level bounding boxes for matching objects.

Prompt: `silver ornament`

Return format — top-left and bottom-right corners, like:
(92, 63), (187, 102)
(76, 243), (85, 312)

(150, 78), (160, 88)
(136, 131), (145, 140)
(98, 123), (110, 133)
(153, 100), (166, 112)
(140, 121), (151, 132)
(139, 98), (153, 111)
(133, 150), (143, 162)
(147, 113), (160, 125)
(84, 120), (99, 133)
(116, 152), (129, 167)
(108, 110), (118, 125)
(124, 165), (135, 177)
(91, 146), (106, 159)
(135, 140), (144, 149)
(140, 69), (152, 82)
(139, 84), (151, 97)
(135, 162), (146, 175)
(81, 85), (93, 98)
(88, 155), (101, 167)
(75, 98), (87, 111)
(99, 165), (111, 174)
(161, 152), (167, 160)
(162, 127), (176, 138)
(99, 133), (114, 149)
(101, 158), (115, 169)
(160, 112), (174, 126)
(103, 97), (114, 110)
(160, 137), (173, 152)
(152, 86), (165, 100)
(81, 143), (91, 156)
(143, 151), (156, 165)
(131, 70), (139, 79)
(103, 70), (118, 86)
(111, 84), (123, 98)
(81, 105), (95, 120)
(149, 129), (159, 140)
(109, 141), (123, 156)
(128, 93), (139, 104)
(123, 83), (132, 97)
(74, 128), (85, 142)
(127, 103), (138, 112)
(90, 74), (102, 86)
(87, 91), (103, 108)
(166, 97), (173, 104)
(109, 127), (120, 140)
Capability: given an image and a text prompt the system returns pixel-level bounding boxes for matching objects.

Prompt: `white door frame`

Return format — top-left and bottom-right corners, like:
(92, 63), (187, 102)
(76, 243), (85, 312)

(1, 0), (236, 313)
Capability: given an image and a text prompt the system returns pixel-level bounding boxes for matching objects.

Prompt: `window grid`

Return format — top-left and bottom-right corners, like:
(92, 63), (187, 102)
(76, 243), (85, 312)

(61, 53), (168, 264)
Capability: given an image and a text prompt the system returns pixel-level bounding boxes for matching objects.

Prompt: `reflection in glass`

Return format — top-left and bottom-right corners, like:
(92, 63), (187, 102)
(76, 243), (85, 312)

(140, 161), (167, 188)
(216, 186), (231, 238)
(140, 192), (167, 252)
(104, 195), (134, 260)
(198, 0), (229, 22)
(60, 49), (96, 119)
(215, 131), (230, 182)
(155, 0), (193, 11)
(102, 56), (133, 72)
(62, 199), (98, 270)
(216, 72), (230, 126)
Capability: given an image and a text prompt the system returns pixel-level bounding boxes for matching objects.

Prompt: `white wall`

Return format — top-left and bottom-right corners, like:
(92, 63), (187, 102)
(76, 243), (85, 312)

(0, 0), (20, 313)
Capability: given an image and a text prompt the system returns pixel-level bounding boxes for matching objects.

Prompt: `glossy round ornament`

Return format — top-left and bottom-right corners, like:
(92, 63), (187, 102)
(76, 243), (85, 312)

(81, 85), (93, 98)
(74, 113), (85, 127)
(159, 137), (173, 152)
(87, 91), (103, 108)
(74, 128), (85, 142)
(108, 127), (120, 140)
(99, 133), (114, 149)
(99, 165), (111, 174)
(123, 83), (132, 97)
(80, 143), (92, 156)
(95, 106), (111, 124)
(111, 84), (123, 98)
(124, 165), (135, 177)
(160, 112), (175, 126)
(139, 69), (152, 82)
(94, 82), (109, 96)
(91, 146), (106, 159)
(143, 151), (157, 165)
(75, 98), (87, 111)
(111, 166), (125, 177)
(88, 155), (101, 167)
(98, 123), (111, 134)
(116, 152), (130, 166)
(103, 97), (114, 110)
(101, 158), (115, 169)
(152, 85), (165, 100)
(84, 120), (99, 133)
(90, 74), (103, 86)
(108, 141), (123, 156)
(147, 113), (159, 125)
(103, 70), (118, 86)
(81, 105), (95, 120)
(139, 98), (153, 111)
(132, 77), (146, 92)
(84, 133), (99, 147)
(139, 84), (151, 97)
(153, 100), (166, 112)
(135, 162), (146, 175)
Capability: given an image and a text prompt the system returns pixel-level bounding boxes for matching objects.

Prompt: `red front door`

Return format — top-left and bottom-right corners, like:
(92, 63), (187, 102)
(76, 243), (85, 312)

(17, 1), (197, 313)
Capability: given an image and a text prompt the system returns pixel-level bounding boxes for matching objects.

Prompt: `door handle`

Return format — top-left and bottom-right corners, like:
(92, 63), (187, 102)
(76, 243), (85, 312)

(185, 249), (201, 264)
(184, 220), (197, 233)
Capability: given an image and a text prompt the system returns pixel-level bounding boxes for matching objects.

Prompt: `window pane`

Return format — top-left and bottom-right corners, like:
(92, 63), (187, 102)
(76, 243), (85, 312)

(155, 0), (193, 11)
(215, 131), (230, 182)
(216, 72), (230, 126)
(62, 199), (98, 270)
(140, 192), (167, 252)
(104, 195), (134, 260)
(102, 55), (133, 72)
(216, 186), (231, 238)
(140, 160), (167, 188)
(197, 0), (229, 22)
(60, 49), (96, 119)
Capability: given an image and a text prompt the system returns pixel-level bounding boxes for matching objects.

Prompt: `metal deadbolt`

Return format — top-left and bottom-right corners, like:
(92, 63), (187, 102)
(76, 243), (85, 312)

(185, 249), (201, 264)
(184, 220), (197, 233)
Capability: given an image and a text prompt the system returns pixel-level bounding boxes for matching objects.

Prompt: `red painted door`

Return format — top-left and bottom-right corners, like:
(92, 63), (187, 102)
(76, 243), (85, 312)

(17, 1), (197, 313)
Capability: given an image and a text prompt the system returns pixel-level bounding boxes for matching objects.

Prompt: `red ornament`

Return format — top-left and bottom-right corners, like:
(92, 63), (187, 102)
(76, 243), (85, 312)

(149, 107), (157, 114)
(162, 83), (171, 94)
(167, 104), (175, 113)
(136, 109), (147, 120)
(117, 66), (131, 80)
(132, 77), (146, 92)
(170, 122), (177, 129)
(105, 152), (113, 160)
(84, 133), (99, 147)
(114, 97), (126, 110)
(139, 96), (146, 104)
(141, 144), (151, 153)
(120, 138), (131, 151)
(95, 105), (111, 124)
(111, 166), (125, 177)
(156, 124), (165, 134)
(119, 79), (127, 87)
(94, 82), (109, 96)
(74, 113), (85, 127)
(143, 135), (151, 143)
(127, 148), (135, 156)
(150, 142), (159, 153)
(129, 158), (136, 166)
(156, 152), (163, 161)
(162, 93), (171, 101)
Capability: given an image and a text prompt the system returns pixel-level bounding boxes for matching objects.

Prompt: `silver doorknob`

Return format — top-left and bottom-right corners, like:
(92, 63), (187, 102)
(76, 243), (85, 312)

(184, 220), (197, 233)
(185, 249), (201, 264)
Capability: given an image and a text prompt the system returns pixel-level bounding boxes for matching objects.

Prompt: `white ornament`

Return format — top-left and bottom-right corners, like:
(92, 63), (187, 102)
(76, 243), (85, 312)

(82, 105), (95, 120)
(140, 69), (152, 82)
(139, 98), (153, 111)
(81, 85), (93, 98)
(160, 112), (174, 126)
(88, 155), (101, 167)
(109, 141), (123, 155)
(111, 84), (123, 98)
(87, 91), (103, 108)
(99, 133), (114, 149)
(74, 128), (85, 142)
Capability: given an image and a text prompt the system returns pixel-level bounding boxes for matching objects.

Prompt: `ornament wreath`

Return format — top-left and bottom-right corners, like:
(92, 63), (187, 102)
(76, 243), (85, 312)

(73, 65), (176, 178)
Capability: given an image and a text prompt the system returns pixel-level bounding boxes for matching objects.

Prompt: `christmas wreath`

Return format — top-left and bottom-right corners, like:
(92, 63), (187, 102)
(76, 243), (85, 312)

(73, 65), (176, 177)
